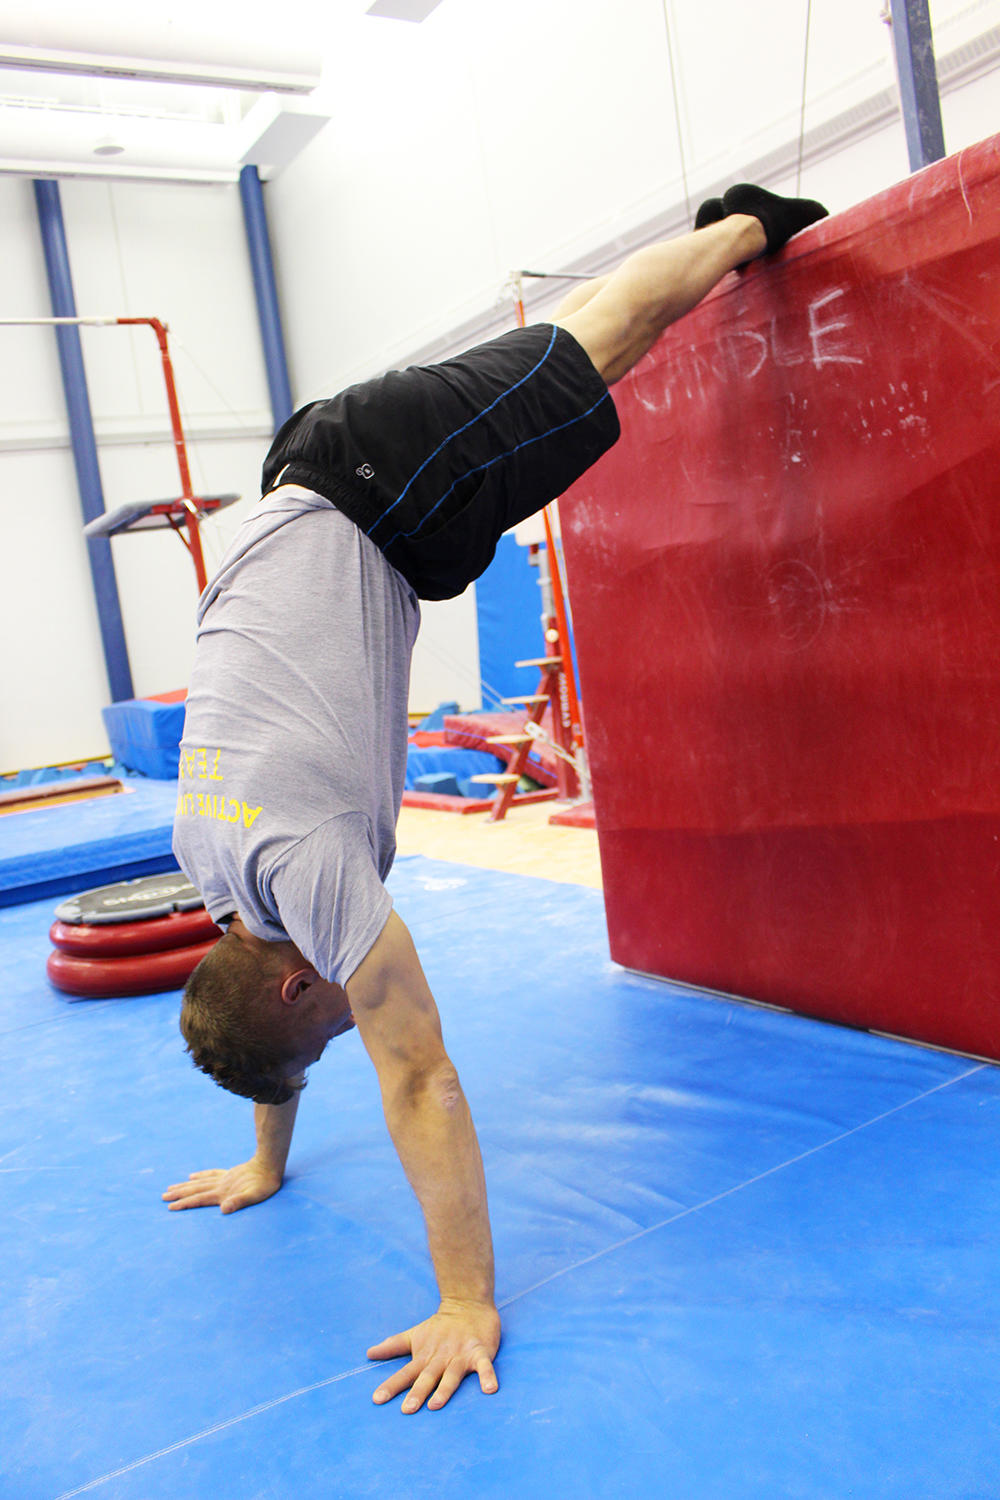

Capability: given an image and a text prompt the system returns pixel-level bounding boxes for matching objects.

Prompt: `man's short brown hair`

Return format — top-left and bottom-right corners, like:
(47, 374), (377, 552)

(180, 934), (306, 1106)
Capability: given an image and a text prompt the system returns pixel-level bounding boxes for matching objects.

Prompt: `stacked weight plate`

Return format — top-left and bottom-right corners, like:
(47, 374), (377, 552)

(47, 872), (222, 998)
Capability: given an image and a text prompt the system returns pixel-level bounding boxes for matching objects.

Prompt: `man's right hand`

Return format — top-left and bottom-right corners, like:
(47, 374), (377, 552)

(162, 1160), (282, 1214)
(166, 1077), (303, 1215)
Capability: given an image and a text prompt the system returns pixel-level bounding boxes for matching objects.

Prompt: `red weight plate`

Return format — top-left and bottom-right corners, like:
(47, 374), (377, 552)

(49, 908), (221, 957)
(46, 940), (216, 999)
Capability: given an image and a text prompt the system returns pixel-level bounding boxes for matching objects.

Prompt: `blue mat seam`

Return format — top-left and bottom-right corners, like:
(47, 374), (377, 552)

(49, 1062), (986, 1499)
(52, 1363), (378, 1500)
(496, 1061), (986, 1311)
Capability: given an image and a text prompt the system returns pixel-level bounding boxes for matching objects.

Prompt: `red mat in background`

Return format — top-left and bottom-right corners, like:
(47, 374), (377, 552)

(561, 134), (1000, 1061)
(443, 711), (558, 786)
(549, 800), (596, 829)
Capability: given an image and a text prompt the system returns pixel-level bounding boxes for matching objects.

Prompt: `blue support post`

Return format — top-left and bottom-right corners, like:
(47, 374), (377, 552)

(33, 179), (134, 703)
(239, 165), (294, 430)
(889, 0), (946, 172)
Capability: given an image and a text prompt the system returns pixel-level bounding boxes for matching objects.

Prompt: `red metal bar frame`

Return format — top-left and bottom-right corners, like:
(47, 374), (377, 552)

(541, 507), (584, 763)
(117, 317), (209, 592)
(513, 290), (586, 779)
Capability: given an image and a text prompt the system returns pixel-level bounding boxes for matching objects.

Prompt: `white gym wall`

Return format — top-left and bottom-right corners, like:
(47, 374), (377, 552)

(0, 175), (273, 769)
(0, 0), (998, 770)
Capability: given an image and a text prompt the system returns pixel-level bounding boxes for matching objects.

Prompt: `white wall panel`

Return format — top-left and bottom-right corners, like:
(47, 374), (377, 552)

(0, 174), (270, 768)
(408, 591), (481, 716)
(0, 448), (110, 770)
(0, 178), (68, 438)
(60, 179), (271, 430)
(268, 0), (1000, 405)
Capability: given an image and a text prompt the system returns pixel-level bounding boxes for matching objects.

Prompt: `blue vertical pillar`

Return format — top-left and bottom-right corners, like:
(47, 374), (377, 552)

(889, 0), (946, 171)
(239, 165), (294, 431)
(33, 179), (133, 702)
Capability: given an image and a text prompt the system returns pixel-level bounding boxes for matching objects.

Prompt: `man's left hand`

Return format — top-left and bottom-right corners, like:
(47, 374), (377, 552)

(368, 1300), (501, 1413)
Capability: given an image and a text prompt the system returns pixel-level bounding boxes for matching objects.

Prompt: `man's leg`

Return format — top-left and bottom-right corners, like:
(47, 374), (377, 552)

(554, 215), (764, 385)
(555, 186), (826, 384)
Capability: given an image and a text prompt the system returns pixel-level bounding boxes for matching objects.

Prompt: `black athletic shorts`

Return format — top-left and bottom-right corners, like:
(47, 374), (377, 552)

(260, 323), (620, 600)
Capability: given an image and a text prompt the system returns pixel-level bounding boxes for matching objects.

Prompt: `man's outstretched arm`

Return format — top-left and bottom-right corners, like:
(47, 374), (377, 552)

(162, 1083), (302, 1214)
(346, 909), (500, 1413)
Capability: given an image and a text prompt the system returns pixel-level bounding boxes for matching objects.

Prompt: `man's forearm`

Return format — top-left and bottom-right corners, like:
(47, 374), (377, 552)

(253, 1082), (302, 1180)
(347, 914), (499, 1409)
(382, 1063), (495, 1306)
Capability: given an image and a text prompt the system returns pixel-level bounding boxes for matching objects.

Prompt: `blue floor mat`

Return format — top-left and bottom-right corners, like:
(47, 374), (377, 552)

(0, 776), (178, 907)
(2, 856), (998, 1499)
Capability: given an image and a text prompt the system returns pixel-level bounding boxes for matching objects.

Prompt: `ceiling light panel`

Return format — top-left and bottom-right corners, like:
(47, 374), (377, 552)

(0, 1), (323, 92)
(0, 66), (239, 124)
(365, 0), (445, 21)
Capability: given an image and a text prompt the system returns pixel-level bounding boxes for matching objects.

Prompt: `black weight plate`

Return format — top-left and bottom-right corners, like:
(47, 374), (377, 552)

(54, 872), (204, 925)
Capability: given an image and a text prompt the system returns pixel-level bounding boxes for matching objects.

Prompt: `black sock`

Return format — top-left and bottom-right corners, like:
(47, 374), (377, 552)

(721, 183), (828, 253)
(694, 197), (725, 230)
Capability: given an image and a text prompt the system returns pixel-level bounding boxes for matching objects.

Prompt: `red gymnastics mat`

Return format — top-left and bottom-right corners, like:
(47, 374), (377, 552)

(443, 711), (559, 786)
(561, 133), (1000, 1061)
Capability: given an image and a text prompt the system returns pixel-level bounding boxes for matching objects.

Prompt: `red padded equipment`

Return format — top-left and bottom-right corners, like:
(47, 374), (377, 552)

(50, 908), (221, 957)
(561, 135), (1000, 1061)
(443, 711), (558, 785)
(46, 940), (216, 999)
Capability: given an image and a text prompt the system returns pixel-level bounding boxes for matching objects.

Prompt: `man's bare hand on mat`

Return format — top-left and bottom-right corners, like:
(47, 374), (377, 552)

(164, 1079), (300, 1215)
(162, 1160), (283, 1214)
(368, 1300), (501, 1413)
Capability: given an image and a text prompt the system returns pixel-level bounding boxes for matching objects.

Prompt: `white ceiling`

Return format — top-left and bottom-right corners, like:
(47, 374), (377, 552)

(0, 0), (444, 183)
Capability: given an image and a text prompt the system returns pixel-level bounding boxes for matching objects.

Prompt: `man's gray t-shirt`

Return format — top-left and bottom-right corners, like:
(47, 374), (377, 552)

(173, 485), (420, 984)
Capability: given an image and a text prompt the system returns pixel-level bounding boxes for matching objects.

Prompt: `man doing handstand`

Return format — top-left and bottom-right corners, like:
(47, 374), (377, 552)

(164, 184), (827, 1414)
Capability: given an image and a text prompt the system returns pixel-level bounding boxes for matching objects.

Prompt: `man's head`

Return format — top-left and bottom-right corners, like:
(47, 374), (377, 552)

(180, 919), (355, 1105)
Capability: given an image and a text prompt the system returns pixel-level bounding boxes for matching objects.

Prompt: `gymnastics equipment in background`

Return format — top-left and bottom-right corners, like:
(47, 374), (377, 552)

(416, 524), (586, 821)
(465, 647), (584, 819)
(561, 133), (1000, 1063)
(0, 775), (123, 815)
(46, 872), (220, 998)
(401, 701), (562, 817)
(401, 520), (588, 819)
(404, 706), (509, 804)
(0, 773), (178, 910)
(0, 314), (239, 594)
(102, 689), (188, 780)
(451, 280), (592, 825)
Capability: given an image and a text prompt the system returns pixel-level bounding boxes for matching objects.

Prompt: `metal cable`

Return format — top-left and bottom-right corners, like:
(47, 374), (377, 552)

(796, 0), (815, 194)
(661, 0), (692, 226)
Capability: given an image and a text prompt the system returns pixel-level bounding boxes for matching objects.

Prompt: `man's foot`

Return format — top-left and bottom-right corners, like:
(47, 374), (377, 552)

(721, 183), (828, 254)
(694, 197), (725, 229)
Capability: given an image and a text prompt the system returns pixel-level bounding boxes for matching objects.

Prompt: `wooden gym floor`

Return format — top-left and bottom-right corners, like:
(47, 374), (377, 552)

(394, 800), (603, 889)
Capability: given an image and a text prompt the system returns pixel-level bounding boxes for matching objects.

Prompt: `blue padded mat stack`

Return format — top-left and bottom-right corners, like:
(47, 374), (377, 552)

(2, 841), (999, 1498)
(0, 774), (179, 907)
(102, 698), (186, 780)
(3, 759), (114, 787)
(405, 744), (504, 798)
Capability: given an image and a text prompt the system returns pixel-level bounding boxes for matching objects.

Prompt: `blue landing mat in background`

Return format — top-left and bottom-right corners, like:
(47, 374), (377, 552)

(1, 856), (998, 1499)
(0, 777), (178, 907)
